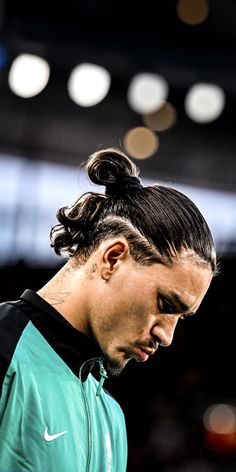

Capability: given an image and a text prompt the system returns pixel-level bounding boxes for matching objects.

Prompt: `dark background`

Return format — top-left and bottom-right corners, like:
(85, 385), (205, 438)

(0, 1), (236, 471)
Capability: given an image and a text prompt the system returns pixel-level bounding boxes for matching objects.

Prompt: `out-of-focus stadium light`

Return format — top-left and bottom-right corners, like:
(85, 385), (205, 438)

(127, 73), (169, 114)
(8, 54), (50, 98)
(143, 102), (177, 131)
(185, 83), (225, 123)
(123, 126), (159, 159)
(177, 0), (209, 25)
(203, 403), (236, 455)
(67, 63), (111, 107)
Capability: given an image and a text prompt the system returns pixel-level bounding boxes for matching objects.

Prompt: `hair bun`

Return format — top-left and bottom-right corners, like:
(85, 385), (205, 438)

(86, 147), (140, 187)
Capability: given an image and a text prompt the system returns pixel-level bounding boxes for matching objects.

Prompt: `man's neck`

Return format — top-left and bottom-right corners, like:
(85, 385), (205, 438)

(37, 260), (90, 336)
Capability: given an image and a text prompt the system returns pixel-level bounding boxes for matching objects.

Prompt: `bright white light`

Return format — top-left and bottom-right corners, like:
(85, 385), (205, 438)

(8, 54), (50, 98)
(127, 73), (169, 114)
(68, 63), (111, 107)
(185, 83), (225, 123)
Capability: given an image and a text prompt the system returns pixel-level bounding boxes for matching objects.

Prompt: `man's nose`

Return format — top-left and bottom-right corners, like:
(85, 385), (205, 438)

(151, 315), (179, 347)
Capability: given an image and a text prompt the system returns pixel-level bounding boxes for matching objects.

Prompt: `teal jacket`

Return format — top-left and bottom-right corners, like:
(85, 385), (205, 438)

(0, 290), (127, 471)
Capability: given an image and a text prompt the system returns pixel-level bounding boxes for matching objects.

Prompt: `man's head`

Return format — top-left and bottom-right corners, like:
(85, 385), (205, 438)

(50, 147), (217, 374)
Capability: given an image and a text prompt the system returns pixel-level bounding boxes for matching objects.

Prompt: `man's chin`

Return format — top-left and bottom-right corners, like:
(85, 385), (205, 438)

(104, 357), (130, 377)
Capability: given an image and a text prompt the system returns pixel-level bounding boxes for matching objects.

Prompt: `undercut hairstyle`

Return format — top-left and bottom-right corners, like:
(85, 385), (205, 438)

(50, 147), (218, 274)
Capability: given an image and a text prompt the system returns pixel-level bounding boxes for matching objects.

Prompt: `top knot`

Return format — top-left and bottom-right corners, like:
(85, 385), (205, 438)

(86, 147), (143, 196)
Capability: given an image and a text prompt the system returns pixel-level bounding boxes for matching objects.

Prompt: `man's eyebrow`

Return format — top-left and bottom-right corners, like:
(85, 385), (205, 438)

(169, 291), (196, 316)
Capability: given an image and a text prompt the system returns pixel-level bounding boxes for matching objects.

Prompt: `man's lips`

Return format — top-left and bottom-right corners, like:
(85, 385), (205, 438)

(135, 345), (157, 362)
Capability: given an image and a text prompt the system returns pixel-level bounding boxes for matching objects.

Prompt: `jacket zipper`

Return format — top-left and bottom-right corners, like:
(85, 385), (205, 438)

(79, 357), (108, 472)
(96, 360), (108, 396)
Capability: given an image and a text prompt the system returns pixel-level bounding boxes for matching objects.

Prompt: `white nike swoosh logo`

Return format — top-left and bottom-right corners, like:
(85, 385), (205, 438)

(44, 427), (68, 442)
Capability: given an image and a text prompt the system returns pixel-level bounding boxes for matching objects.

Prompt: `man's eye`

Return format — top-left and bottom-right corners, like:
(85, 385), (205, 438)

(159, 298), (175, 314)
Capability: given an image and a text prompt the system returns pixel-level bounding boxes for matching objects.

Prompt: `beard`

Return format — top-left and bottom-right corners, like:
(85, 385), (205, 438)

(103, 356), (130, 377)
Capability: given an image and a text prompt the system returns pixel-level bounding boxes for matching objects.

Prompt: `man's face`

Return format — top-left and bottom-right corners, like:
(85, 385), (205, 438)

(87, 252), (212, 376)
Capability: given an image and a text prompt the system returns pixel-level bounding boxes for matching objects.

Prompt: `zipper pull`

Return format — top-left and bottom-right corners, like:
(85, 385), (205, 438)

(96, 361), (108, 396)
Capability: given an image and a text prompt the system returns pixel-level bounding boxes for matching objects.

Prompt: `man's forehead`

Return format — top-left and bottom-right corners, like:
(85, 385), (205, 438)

(151, 259), (212, 300)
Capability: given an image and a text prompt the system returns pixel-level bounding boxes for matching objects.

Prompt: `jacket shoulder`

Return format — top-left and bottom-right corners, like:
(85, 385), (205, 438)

(0, 300), (29, 396)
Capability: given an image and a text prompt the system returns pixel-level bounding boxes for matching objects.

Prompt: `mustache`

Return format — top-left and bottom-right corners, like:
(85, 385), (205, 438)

(136, 339), (159, 352)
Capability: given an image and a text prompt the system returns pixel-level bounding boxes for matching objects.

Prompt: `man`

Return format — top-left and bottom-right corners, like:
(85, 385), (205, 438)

(0, 147), (217, 471)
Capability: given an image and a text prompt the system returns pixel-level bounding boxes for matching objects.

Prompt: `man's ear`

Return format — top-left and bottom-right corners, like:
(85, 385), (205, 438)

(100, 239), (130, 281)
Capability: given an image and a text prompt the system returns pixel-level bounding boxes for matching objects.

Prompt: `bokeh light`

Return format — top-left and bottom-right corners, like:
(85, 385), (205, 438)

(8, 54), (50, 98)
(143, 101), (177, 131)
(123, 126), (159, 159)
(204, 404), (236, 434)
(177, 0), (209, 25)
(127, 73), (169, 115)
(185, 83), (225, 123)
(203, 403), (236, 456)
(67, 63), (111, 107)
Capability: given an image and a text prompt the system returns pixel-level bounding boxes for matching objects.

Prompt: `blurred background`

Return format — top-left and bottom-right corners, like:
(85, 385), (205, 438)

(0, 0), (236, 470)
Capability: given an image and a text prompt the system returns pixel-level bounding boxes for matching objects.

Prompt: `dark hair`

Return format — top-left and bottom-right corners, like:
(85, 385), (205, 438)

(50, 147), (217, 274)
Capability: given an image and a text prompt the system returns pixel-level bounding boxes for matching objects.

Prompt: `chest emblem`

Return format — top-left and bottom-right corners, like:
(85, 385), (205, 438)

(44, 426), (68, 442)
